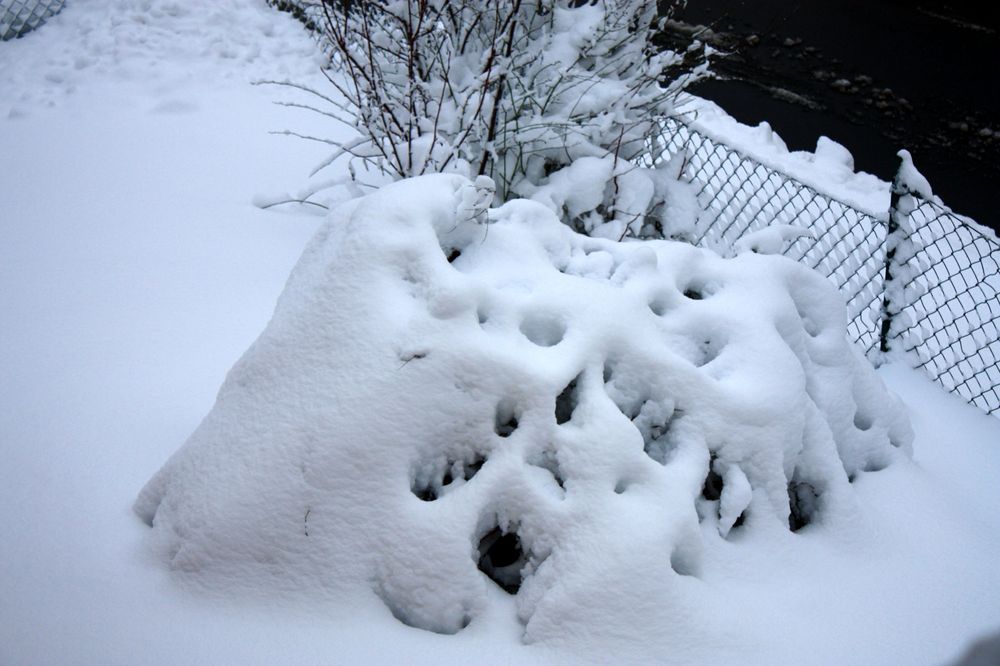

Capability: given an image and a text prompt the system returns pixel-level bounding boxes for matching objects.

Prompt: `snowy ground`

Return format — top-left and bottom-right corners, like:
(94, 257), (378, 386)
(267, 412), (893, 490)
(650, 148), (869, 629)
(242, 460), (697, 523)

(2, 2), (999, 664)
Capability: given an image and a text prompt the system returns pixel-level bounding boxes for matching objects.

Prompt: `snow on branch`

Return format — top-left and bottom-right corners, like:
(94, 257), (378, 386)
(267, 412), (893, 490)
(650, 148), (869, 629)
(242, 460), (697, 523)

(276, 0), (711, 239)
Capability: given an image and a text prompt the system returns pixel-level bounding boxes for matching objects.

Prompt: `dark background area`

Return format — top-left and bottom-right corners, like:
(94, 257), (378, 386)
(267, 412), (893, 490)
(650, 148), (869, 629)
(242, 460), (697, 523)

(665, 1), (999, 230)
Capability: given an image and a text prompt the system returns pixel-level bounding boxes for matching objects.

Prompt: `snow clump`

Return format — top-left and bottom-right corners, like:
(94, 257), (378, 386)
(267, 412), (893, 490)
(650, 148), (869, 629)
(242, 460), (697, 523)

(135, 173), (913, 642)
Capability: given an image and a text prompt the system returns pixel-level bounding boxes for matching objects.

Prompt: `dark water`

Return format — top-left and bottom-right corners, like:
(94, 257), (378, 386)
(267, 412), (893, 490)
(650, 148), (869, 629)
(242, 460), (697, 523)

(667, 1), (1000, 230)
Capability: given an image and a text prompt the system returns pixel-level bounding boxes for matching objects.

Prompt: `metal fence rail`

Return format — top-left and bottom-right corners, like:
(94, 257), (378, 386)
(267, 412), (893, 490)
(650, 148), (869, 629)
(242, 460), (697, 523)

(658, 116), (1000, 417)
(0, 0), (64, 41)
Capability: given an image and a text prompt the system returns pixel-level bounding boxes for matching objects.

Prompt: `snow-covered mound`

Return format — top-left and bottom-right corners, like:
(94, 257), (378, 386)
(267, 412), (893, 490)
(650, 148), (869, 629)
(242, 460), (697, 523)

(135, 174), (912, 641)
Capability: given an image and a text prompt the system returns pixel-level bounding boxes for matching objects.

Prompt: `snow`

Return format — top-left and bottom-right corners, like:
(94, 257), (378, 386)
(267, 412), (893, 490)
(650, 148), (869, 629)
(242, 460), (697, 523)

(732, 224), (815, 256)
(895, 148), (935, 201)
(2, 2), (999, 665)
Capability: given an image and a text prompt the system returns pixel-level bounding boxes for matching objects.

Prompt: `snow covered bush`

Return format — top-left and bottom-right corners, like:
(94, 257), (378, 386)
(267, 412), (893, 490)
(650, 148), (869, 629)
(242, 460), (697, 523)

(286, 0), (709, 239)
(136, 173), (912, 643)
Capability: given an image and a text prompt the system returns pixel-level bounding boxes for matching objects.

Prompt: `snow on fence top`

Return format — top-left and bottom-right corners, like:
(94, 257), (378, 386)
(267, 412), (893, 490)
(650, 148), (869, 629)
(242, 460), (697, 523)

(0, 0), (63, 41)
(136, 174), (912, 642)
(656, 115), (1000, 418)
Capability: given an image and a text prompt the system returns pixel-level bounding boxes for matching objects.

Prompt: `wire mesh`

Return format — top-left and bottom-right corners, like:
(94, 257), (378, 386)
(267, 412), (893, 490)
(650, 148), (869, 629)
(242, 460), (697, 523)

(0, 0), (64, 41)
(898, 201), (1000, 415)
(655, 116), (1000, 418)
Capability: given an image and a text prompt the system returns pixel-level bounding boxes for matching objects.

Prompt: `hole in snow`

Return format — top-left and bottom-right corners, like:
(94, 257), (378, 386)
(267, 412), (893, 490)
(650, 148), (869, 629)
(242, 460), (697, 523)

(614, 480), (629, 494)
(375, 583), (471, 635)
(446, 248), (462, 263)
(631, 399), (679, 465)
(683, 288), (704, 301)
(649, 294), (671, 316)
(698, 453), (747, 531)
(411, 453), (486, 502)
(802, 316), (822, 337)
(697, 338), (725, 367)
(477, 527), (528, 594)
(477, 308), (489, 325)
(854, 411), (873, 431)
(442, 459), (484, 486)
(494, 402), (519, 438)
(862, 459), (888, 474)
(701, 454), (723, 502)
(527, 447), (566, 494)
(678, 333), (726, 369)
(606, 382), (680, 465)
(520, 312), (566, 347)
(555, 374), (582, 425)
(788, 480), (819, 532)
(412, 485), (437, 502)
(602, 360), (614, 384)
(669, 545), (698, 577)
(611, 390), (644, 421)
(793, 301), (823, 337)
(644, 436), (678, 466)
(682, 280), (717, 301)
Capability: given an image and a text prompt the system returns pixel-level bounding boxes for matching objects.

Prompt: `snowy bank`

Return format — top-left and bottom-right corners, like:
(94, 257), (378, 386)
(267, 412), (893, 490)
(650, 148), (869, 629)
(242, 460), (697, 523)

(136, 173), (912, 644)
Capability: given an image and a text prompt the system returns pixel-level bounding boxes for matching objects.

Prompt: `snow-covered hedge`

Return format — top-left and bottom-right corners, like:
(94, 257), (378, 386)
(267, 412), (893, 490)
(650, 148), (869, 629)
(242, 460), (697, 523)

(136, 174), (912, 640)
(291, 0), (709, 239)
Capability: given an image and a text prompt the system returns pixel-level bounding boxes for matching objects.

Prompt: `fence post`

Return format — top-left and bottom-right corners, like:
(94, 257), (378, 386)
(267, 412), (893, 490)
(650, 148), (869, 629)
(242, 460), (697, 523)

(878, 166), (904, 356)
(878, 150), (928, 361)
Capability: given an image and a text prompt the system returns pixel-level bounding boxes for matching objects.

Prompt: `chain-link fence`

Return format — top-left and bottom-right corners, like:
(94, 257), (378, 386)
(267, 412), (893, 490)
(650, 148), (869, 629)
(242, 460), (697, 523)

(654, 118), (889, 356)
(898, 201), (1000, 415)
(0, 0), (63, 41)
(657, 115), (1000, 418)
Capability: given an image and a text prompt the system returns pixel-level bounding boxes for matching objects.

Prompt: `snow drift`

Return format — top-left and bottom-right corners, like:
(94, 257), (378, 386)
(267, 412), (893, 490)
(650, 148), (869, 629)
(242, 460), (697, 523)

(136, 173), (912, 641)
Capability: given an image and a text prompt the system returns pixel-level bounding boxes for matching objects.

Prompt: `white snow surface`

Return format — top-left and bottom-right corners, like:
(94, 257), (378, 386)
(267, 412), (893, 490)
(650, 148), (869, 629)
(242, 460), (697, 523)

(2, 2), (1000, 665)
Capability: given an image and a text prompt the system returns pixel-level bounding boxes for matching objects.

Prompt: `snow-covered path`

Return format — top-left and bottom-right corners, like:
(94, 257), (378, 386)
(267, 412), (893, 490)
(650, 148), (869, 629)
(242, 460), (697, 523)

(1, 2), (999, 664)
